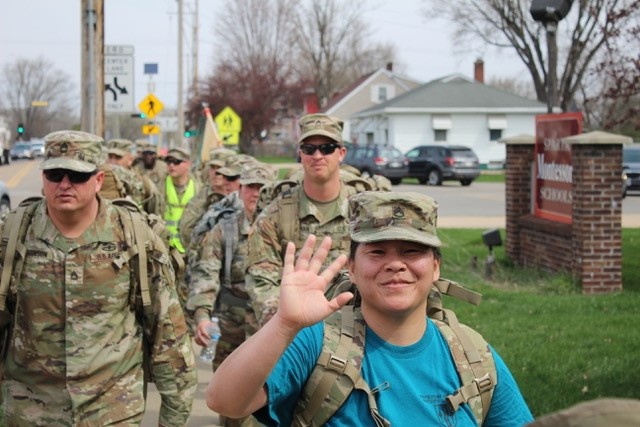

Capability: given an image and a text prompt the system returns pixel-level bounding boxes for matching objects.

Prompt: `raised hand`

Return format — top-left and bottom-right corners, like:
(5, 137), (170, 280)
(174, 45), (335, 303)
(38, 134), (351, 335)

(276, 234), (352, 330)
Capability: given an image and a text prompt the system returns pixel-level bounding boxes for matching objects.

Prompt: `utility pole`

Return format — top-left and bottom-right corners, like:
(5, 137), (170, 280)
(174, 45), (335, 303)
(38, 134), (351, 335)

(192, 0), (199, 98)
(81, 0), (105, 136)
(177, 0), (184, 149)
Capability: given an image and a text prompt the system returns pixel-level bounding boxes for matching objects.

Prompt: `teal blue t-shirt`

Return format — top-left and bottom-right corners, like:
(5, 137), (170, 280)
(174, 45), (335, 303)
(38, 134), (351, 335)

(259, 318), (533, 426)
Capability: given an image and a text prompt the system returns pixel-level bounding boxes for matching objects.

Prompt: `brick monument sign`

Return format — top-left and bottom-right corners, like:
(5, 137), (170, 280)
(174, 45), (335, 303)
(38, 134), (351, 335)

(501, 113), (632, 294)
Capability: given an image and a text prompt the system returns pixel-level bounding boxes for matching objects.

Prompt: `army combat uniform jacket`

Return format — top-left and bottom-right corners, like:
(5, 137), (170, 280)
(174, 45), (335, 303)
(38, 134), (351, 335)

(245, 183), (356, 325)
(188, 208), (258, 366)
(0, 198), (196, 426)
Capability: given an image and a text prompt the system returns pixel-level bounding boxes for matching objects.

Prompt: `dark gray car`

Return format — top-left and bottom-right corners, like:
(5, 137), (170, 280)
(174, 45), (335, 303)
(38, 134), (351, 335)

(405, 145), (481, 186)
(343, 145), (408, 185)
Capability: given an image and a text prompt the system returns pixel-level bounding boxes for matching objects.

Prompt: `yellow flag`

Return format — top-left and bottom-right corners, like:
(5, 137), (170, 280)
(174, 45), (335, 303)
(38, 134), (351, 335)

(200, 104), (223, 162)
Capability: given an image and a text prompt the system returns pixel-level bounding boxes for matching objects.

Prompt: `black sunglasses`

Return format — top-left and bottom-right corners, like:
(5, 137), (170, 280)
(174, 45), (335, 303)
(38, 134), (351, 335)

(142, 151), (156, 155)
(223, 175), (240, 181)
(299, 142), (341, 156)
(165, 158), (184, 166)
(43, 169), (97, 184)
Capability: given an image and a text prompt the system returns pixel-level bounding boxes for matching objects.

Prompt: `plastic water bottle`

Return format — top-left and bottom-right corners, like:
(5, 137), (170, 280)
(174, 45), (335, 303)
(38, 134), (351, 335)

(200, 317), (221, 362)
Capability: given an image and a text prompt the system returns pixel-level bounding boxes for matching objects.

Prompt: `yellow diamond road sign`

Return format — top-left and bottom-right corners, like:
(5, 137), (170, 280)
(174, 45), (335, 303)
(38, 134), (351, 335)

(138, 93), (164, 120)
(215, 106), (242, 134)
(142, 124), (160, 135)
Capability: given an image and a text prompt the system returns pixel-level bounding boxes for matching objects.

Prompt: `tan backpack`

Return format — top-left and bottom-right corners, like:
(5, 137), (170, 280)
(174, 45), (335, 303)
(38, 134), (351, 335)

(0, 197), (174, 387)
(293, 274), (496, 427)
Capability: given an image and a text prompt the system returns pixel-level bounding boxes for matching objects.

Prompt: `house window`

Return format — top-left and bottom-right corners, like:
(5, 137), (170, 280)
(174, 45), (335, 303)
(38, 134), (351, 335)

(371, 85), (395, 103)
(378, 86), (388, 102)
(489, 129), (503, 141)
(434, 129), (447, 142)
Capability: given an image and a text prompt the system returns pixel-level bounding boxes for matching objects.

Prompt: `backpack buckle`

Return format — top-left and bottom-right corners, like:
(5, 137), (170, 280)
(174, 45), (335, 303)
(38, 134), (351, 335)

(327, 354), (348, 374)
(474, 373), (493, 393)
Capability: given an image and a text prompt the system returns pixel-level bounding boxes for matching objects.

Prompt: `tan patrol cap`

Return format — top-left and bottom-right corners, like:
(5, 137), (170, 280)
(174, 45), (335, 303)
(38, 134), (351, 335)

(298, 113), (344, 144)
(40, 130), (104, 173)
(349, 191), (441, 247)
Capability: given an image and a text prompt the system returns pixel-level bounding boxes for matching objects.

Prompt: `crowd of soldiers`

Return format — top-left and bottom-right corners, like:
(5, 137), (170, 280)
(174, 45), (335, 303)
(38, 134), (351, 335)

(0, 113), (393, 426)
(1, 113), (635, 426)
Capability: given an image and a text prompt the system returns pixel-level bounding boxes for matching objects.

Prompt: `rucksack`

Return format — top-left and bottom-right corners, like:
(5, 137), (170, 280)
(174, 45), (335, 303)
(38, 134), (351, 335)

(292, 273), (496, 427)
(0, 197), (174, 386)
(254, 175), (375, 251)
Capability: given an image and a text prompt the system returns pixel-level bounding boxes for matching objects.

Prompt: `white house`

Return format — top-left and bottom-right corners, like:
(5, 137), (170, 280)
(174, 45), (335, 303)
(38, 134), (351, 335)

(349, 73), (548, 167)
(323, 63), (422, 141)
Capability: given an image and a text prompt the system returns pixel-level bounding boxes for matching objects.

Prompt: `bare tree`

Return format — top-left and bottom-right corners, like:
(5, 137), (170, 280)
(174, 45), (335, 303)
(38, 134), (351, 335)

(291, 0), (398, 106)
(421, 0), (640, 114)
(0, 57), (77, 140)
(581, 20), (640, 135)
(487, 76), (536, 100)
(189, 0), (303, 151)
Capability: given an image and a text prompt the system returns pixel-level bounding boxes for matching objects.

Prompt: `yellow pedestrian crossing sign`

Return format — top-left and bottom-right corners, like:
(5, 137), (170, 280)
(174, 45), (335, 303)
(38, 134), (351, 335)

(142, 123), (160, 135)
(138, 93), (164, 120)
(215, 106), (242, 133)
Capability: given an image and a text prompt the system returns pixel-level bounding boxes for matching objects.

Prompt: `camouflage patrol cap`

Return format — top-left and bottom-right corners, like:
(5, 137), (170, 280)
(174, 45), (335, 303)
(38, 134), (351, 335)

(298, 113), (344, 144)
(349, 191), (441, 247)
(240, 163), (277, 186)
(166, 147), (191, 161)
(135, 139), (156, 153)
(218, 154), (257, 177)
(107, 138), (134, 157)
(40, 130), (104, 173)
(207, 147), (237, 168)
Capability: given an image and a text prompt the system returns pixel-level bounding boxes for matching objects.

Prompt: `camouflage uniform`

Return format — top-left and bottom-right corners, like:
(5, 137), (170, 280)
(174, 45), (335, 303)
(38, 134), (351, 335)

(0, 131), (196, 426)
(179, 148), (238, 250)
(134, 141), (168, 188)
(188, 165), (275, 427)
(246, 183), (357, 325)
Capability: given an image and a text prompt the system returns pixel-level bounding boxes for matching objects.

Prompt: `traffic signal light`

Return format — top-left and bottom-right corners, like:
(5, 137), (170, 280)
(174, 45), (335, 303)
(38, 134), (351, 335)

(130, 113), (146, 119)
(17, 123), (24, 135)
(184, 127), (199, 138)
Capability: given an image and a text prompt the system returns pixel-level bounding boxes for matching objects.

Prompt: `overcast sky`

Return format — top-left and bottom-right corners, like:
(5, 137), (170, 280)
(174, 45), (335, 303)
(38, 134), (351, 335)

(1, 0), (527, 112)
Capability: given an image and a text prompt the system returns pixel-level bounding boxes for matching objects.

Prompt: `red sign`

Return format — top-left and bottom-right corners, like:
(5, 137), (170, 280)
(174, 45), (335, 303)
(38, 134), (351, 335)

(534, 113), (583, 224)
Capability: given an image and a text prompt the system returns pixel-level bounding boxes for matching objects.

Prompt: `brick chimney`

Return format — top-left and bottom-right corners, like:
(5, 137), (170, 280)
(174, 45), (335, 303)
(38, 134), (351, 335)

(474, 59), (484, 83)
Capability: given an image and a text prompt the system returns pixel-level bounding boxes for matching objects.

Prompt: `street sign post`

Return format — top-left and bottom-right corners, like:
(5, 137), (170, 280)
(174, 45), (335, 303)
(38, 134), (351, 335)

(105, 45), (134, 113)
(214, 106), (242, 145)
(138, 94), (164, 120)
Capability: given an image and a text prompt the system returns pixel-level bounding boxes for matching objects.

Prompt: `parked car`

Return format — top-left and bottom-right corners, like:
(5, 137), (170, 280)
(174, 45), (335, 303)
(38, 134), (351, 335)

(405, 145), (481, 186)
(343, 144), (408, 185)
(623, 143), (640, 197)
(29, 140), (45, 158)
(0, 180), (11, 215)
(10, 142), (33, 160)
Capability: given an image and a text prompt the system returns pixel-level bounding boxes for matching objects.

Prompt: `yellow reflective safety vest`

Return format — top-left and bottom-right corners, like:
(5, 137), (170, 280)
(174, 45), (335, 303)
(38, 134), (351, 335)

(164, 176), (197, 253)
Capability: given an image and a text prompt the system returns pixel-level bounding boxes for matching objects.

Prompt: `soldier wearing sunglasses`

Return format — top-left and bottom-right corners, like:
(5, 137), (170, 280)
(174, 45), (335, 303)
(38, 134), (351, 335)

(0, 130), (196, 425)
(245, 113), (360, 326)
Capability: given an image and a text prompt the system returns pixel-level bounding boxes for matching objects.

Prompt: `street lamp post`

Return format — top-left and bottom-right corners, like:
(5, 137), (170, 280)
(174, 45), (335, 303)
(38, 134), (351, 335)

(529, 0), (574, 113)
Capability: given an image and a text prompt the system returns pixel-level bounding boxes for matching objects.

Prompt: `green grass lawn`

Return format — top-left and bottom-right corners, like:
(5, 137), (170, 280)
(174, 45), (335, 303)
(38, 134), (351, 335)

(436, 228), (640, 417)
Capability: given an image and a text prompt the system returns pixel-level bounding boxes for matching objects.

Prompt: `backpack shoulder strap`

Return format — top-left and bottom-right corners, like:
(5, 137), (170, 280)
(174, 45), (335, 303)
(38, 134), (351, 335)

(293, 305), (390, 427)
(0, 197), (42, 311)
(111, 199), (153, 315)
(275, 185), (300, 248)
(219, 212), (239, 288)
(434, 309), (496, 425)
